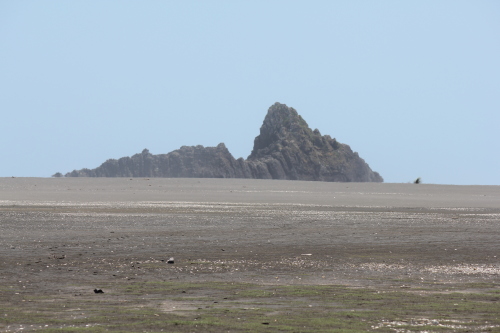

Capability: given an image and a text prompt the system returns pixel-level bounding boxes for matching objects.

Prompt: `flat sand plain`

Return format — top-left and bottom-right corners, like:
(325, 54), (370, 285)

(1, 178), (499, 332)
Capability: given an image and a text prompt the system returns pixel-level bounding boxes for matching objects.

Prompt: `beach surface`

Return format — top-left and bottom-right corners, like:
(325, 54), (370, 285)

(1, 178), (499, 332)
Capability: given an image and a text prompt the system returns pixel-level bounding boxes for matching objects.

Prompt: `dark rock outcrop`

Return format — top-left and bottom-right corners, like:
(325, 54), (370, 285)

(64, 103), (383, 182)
(65, 144), (246, 178)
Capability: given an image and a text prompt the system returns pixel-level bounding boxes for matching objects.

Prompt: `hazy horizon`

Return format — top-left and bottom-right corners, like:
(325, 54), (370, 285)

(1, 2), (498, 185)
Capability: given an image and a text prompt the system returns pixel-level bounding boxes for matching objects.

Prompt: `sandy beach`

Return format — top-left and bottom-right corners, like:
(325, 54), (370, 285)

(1, 178), (499, 332)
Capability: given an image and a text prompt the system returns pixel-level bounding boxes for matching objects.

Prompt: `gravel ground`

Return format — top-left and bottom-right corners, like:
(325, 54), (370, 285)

(1, 178), (499, 331)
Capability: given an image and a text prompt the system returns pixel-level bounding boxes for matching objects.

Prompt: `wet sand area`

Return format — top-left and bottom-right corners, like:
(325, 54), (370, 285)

(1, 178), (499, 332)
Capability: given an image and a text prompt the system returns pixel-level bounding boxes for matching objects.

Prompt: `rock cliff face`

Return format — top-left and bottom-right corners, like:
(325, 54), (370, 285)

(64, 103), (383, 182)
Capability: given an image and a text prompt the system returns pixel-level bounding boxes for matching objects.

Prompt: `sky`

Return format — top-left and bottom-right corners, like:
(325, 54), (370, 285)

(1, 1), (499, 185)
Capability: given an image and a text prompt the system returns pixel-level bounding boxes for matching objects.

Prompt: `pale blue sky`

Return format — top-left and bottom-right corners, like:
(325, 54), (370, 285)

(1, 1), (499, 184)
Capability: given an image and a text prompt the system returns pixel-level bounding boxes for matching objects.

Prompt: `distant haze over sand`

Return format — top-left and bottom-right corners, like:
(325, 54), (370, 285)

(1, 178), (498, 209)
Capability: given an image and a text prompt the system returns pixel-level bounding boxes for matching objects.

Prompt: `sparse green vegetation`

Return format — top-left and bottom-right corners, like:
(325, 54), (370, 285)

(2, 281), (499, 332)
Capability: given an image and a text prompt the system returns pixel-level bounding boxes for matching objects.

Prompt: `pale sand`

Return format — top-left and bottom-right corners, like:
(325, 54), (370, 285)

(1, 177), (499, 282)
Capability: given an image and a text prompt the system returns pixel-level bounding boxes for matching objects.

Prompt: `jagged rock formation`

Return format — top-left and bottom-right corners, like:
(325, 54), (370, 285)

(245, 103), (382, 182)
(63, 103), (383, 182)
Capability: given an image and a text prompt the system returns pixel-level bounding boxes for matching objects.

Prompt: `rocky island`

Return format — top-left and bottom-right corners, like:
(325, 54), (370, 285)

(62, 103), (383, 182)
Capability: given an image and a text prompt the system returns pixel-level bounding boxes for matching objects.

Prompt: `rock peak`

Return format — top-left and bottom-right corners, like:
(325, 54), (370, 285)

(249, 103), (311, 158)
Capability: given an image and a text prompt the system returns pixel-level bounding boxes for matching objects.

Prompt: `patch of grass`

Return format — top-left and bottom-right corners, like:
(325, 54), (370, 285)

(3, 281), (500, 332)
